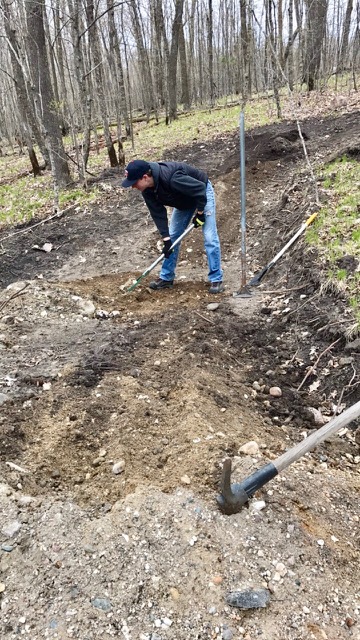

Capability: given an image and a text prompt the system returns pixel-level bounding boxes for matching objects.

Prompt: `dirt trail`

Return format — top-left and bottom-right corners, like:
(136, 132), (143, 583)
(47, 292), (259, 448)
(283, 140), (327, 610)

(0, 111), (359, 639)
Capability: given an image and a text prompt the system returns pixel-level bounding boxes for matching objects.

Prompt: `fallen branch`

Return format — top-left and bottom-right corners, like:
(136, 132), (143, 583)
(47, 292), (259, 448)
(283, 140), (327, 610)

(0, 282), (30, 313)
(297, 338), (341, 392)
(194, 310), (215, 325)
(0, 204), (76, 243)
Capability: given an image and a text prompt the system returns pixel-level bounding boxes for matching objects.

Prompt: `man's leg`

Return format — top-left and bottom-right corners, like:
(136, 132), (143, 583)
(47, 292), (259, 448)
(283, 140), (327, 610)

(159, 208), (193, 282)
(202, 181), (223, 286)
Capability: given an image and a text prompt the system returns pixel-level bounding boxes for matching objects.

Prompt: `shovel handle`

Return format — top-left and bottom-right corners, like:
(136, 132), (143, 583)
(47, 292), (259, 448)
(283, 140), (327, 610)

(127, 223), (195, 292)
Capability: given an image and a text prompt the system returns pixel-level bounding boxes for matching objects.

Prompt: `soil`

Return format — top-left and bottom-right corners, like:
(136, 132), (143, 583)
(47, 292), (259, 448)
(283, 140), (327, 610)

(0, 107), (359, 640)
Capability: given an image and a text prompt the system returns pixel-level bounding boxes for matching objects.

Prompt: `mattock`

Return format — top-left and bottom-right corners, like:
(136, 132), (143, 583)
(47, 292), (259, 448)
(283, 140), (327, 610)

(217, 399), (360, 515)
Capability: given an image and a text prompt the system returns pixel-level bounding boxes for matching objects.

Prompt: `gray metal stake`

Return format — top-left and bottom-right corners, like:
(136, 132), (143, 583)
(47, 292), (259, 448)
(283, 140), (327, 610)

(234, 111), (252, 298)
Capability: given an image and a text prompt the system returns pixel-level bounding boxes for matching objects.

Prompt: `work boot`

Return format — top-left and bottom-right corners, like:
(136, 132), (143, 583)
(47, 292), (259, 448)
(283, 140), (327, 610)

(209, 281), (224, 294)
(149, 278), (174, 290)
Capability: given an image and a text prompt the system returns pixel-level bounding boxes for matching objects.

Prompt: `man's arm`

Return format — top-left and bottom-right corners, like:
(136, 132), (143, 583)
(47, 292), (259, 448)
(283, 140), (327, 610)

(142, 191), (170, 237)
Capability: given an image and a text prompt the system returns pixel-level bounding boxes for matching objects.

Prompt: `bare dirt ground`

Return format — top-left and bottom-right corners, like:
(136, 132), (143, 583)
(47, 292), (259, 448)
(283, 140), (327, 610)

(0, 108), (359, 640)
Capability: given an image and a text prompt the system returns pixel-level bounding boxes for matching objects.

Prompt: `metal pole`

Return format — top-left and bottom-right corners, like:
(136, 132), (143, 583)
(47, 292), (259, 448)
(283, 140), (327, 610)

(233, 112), (252, 298)
(240, 111), (246, 289)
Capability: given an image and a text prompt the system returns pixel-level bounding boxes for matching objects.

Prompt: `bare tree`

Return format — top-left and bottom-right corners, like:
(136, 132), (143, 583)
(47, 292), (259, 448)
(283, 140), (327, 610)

(338, 0), (354, 70)
(304, 0), (329, 90)
(25, 0), (70, 187)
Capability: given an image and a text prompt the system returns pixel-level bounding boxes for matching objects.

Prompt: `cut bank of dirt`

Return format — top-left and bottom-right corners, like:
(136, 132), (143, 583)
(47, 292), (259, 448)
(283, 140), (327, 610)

(0, 109), (359, 640)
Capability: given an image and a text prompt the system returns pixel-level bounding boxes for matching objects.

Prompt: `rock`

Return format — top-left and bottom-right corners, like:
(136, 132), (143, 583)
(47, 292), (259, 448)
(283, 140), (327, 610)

(250, 500), (266, 512)
(307, 407), (328, 426)
(269, 386), (282, 397)
(112, 460), (125, 475)
(0, 583), (5, 593)
(16, 495), (34, 506)
(181, 474), (191, 484)
(6, 281), (27, 292)
(0, 483), (12, 496)
(226, 588), (271, 609)
(239, 441), (259, 455)
(0, 393), (8, 406)
(91, 597), (112, 612)
(2, 521), (22, 538)
(77, 299), (96, 316)
(169, 587), (180, 600)
(207, 303), (219, 311)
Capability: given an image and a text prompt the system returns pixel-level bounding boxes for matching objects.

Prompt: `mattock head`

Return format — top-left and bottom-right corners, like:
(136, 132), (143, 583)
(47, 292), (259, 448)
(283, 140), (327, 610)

(216, 458), (250, 515)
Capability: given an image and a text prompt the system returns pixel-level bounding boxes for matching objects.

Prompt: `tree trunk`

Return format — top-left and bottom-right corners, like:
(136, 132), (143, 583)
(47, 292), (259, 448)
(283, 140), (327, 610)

(240, 0), (250, 101)
(129, 0), (156, 122)
(338, 0), (354, 71)
(179, 23), (190, 109)
(25, 0), (70, 187)
(86, 0), (118, 167)
(304, 0), (329, 91)
(207, 0), (215, 106)
(107, 0), (131, 138)
(168, 0), (185, 121)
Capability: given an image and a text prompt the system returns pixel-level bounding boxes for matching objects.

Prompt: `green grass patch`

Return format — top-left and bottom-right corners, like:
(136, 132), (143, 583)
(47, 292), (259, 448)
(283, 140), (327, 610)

(0, 173), (99, 226)
(307, 155), (360, 333)
(0, 99), (272, 225)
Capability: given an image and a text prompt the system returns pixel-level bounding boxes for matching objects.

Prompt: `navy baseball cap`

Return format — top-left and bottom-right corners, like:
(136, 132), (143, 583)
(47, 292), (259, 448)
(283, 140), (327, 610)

(122, 160), (151, 187)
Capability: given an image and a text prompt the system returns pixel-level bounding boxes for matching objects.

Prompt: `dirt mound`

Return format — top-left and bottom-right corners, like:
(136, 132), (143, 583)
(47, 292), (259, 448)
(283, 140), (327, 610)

(0, 111), (359, 639)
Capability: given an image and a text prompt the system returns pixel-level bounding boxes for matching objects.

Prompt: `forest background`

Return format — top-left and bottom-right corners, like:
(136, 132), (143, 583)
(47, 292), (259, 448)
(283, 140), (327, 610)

(0, 0), (359, 201)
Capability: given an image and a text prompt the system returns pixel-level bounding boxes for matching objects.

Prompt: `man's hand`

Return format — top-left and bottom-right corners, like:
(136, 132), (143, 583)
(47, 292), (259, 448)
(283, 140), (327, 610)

(162, 238), (173, 258)
(192, 211), (205, 228)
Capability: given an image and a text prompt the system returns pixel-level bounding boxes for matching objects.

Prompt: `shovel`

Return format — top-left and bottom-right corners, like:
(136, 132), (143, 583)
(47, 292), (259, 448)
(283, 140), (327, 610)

(249, 211), (318, 287)
(217, 399), (360, 514)
(127, 223), (195, 292)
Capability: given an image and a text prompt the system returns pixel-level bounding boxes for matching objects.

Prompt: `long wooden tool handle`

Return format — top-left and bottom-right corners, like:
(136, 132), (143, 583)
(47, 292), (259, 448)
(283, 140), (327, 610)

(275, 399), (360, 473)
(127, 224), (195, 292)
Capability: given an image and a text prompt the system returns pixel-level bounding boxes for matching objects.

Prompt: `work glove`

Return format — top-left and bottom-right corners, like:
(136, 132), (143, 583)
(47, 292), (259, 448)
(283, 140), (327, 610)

(192, 211), (205, 228)
(162, 238), (173, 259)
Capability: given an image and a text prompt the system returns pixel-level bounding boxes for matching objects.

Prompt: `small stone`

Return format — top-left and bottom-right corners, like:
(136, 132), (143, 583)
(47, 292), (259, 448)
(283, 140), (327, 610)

(275, 562), (287, 577)
(16, 495), (34, 506)
(207, 303), (219, 311)
(91, 597), (112, 612)
(92, 458), (102, 467)
(162, 617), (172, 627)
(0, 393), (9, 405)
(239, 441), (259, 455)
(181, 475), (191, 484)
(269, 387), (282, 397)
(99, 449), (107, 458)
(169, 587), (180, 600)
(0, 583), (5, 593)
(78, 300), (96, 316)
(222, 629), (233, 640)
(317, 539), (325, 547)
(2, 521), (21, 538)
(345, 616), (356, 627)
(303, 606), (310, 614)
(112, 460), (125, 475)
(226, 588), (271, 609)
(251, 500), (266, 512)
(212, 576), (223, 585)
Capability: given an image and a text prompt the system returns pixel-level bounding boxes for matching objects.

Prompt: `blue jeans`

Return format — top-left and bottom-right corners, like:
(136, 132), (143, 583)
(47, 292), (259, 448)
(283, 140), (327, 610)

(160, 181), (223, 283)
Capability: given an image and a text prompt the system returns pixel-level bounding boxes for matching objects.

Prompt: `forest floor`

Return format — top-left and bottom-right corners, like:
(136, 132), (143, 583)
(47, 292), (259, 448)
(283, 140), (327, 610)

(0, 104), (360, 640)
